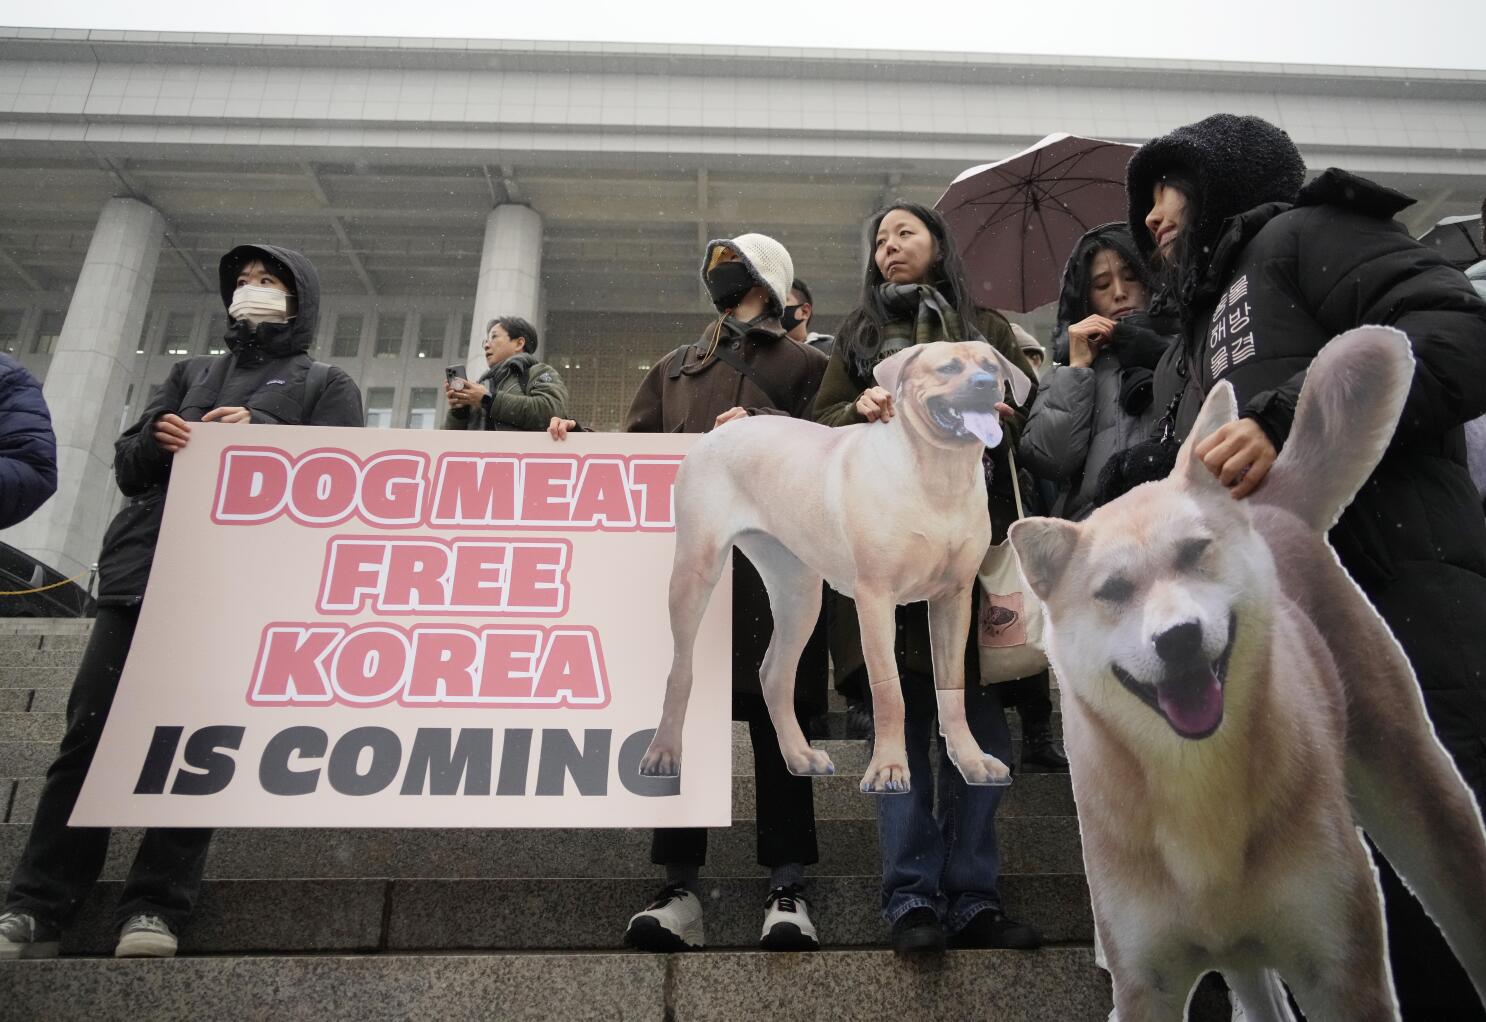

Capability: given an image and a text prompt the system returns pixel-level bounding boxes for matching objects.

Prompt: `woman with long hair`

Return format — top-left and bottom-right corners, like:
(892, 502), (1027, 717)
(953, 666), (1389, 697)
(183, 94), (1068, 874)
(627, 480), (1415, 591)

(813, 201), (1044, 955)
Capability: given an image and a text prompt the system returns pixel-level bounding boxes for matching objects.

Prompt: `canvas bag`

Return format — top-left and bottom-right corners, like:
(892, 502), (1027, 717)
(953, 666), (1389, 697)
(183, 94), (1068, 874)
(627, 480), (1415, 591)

(977, 446), (1048, 683)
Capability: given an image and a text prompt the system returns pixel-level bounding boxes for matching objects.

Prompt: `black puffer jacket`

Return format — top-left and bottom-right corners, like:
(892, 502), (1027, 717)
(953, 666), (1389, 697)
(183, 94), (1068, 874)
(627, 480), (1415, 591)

(1020, 224), (1176, 519)
(98, 244), (364, 603)
(1130, 117), (1486, 802)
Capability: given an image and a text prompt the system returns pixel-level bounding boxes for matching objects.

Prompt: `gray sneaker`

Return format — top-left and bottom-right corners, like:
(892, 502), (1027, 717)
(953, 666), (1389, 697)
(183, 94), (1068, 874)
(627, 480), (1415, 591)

(114, 914), (177, 958)
(0, 911), (60, 960)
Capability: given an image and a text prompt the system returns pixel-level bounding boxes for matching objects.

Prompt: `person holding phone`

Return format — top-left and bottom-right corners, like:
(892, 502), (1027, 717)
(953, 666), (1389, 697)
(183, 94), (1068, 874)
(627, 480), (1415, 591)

(442, 316), (568, 432)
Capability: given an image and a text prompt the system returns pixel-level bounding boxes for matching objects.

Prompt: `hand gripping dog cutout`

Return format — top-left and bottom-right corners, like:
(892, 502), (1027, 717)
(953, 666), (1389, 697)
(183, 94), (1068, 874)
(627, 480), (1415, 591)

(1009, 327), (1486, 1020)
(639, 340), (1034, 794)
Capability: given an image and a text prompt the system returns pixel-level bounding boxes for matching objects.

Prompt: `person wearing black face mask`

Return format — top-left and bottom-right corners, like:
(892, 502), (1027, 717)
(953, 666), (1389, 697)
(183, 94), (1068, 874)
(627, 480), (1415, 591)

(0, 244), (363, 964)
(782, 278), (835, 356)
(584, 233), (831, 955)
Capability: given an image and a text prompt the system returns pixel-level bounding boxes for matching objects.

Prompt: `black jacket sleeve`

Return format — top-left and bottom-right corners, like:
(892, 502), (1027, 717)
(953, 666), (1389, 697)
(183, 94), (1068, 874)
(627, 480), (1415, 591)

(0, 357), (58, 529)
(113, 360), (191, 497)
(309, 367), (365, 427)
(1243, 206), (1486, 449)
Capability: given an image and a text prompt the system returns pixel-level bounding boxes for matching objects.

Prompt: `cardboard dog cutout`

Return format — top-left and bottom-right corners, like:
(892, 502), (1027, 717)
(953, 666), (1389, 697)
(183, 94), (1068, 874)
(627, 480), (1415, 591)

(1009, 327), (1486, 1020)
(639, 340), (1032, 793)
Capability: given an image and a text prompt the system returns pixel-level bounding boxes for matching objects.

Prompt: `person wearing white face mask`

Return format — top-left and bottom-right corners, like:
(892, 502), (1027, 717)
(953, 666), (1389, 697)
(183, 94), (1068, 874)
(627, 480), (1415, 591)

(0, 244), (363, 964)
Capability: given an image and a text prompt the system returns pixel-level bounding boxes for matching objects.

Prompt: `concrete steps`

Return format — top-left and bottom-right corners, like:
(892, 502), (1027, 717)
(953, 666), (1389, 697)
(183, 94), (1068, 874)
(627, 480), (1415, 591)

(16, 873), (1095, 955)
(1, 948), (1123, 1022)
(0, 619), (1165, 1021)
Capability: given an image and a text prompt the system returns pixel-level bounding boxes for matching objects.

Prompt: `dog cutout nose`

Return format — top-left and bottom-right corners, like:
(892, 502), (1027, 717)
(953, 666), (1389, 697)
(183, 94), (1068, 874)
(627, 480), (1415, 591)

(968, 372), (997, 392)
(1153, 621), (1203, 662)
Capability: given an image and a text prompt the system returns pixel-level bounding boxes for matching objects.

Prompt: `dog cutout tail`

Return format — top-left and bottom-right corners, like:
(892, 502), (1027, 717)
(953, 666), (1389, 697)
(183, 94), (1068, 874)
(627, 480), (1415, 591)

(1256, 326), (1414, 531)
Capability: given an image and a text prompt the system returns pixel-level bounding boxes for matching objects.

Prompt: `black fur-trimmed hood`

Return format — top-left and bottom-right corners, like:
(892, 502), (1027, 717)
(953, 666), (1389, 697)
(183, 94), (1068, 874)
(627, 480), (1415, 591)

(1126, 114), (1307, 268)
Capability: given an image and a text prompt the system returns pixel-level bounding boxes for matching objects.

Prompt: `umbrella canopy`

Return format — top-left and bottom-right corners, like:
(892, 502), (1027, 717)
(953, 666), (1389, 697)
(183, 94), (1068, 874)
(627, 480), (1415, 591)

(936, 133), (1138, 313)
(1418, 213), (1484, 271)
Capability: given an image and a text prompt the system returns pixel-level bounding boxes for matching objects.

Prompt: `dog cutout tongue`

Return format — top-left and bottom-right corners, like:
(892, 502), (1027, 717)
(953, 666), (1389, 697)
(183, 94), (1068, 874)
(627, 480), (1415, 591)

(1156, 670), (1224, 738)
(961, 410), (1003, 448)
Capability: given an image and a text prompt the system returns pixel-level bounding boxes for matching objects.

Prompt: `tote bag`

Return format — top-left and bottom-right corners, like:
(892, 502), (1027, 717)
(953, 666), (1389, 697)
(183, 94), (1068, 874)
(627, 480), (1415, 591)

(977, 447), (1049, 683)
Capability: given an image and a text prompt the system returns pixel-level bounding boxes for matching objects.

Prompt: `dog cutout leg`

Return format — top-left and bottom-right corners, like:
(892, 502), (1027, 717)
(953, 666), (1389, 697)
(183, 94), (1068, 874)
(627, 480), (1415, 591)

(640, 530), (732, 778)
(1108, 965), (1202, 1022)
(1223, 968), (1297, 1022)
(740, 533), (834, 778)
(854, 587), (910, 793)
(1296, 564), (1486, 1006)
(929, 589), (1011, 787)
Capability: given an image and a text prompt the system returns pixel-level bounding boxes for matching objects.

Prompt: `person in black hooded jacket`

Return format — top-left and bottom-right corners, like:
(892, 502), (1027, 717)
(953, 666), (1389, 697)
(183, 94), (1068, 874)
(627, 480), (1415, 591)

(0, 244), (362, 963)
(1128, 112), (1486, 1020)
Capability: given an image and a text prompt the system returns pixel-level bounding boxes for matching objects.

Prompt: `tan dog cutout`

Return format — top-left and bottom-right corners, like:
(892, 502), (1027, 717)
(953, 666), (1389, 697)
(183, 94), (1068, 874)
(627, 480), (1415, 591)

(1011, 327), (1486, 1020)
(640, 340), (1032, 793)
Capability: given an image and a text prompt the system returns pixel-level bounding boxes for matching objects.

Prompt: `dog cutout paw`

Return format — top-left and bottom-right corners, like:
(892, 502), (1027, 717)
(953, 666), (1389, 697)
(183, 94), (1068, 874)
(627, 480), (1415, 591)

(784, 746), (835, 778)
(860, 754), (911, 794)
(638, 744), (682, 777)
(950, 752), (1012, 787)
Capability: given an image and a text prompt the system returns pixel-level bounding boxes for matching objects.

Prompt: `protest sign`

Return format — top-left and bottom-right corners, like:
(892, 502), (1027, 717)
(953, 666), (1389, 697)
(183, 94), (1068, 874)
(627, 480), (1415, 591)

(71, 423), (731, 828)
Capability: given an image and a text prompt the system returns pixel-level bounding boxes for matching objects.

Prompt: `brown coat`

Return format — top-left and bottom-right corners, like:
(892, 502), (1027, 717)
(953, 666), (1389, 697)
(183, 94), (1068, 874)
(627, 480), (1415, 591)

(625, 317), (828, 711)
(624, 319), (827, 432)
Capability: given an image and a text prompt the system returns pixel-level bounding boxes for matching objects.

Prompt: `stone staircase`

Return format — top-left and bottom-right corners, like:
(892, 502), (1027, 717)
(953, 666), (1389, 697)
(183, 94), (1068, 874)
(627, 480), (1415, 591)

(0, 619), (1230, 1020)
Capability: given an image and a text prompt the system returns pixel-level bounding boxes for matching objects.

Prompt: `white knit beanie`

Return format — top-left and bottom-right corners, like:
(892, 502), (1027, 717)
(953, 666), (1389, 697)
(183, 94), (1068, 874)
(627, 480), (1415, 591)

(701, 233), (793, 317)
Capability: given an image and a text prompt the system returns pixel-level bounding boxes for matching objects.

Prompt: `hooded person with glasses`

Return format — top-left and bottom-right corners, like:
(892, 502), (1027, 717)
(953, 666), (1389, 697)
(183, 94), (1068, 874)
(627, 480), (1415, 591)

(551, 234), (831, 953)
(0, 244), (362, 963)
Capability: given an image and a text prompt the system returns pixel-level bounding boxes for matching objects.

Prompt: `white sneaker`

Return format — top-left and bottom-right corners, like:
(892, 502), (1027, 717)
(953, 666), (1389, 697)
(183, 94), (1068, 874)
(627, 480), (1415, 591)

(0, 911), (60, 960)
(624, 884), (704, 951)
(760, 884), (819, 951)
(114, 914), (178, 958)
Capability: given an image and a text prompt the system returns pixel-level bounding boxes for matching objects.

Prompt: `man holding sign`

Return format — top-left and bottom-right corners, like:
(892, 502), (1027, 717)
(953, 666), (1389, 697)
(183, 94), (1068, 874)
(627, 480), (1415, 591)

(0, 245), (363, 960)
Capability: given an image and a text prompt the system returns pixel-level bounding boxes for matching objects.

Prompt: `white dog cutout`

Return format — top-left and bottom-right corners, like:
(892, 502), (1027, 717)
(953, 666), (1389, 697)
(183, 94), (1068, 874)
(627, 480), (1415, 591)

(638, 340), (1032, 794)
(1010, 327), (1486, 1020)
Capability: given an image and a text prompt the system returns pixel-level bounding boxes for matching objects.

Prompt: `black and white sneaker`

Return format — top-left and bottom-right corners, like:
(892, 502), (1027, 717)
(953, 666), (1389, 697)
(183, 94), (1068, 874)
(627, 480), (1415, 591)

(0, 911), (60, 960)
(760, 884), (819, 951)
(115, 914), (178, 958)
(624, 884), (704, 951)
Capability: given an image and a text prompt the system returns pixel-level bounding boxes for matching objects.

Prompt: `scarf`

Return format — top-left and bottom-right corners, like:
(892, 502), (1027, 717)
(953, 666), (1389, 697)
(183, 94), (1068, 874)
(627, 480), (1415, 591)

(848, 283), (972, 381)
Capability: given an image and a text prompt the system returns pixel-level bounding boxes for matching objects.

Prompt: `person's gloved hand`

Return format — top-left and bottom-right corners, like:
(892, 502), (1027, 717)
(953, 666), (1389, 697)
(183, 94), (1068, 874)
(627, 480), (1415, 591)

(1111, 313), (1173, 372)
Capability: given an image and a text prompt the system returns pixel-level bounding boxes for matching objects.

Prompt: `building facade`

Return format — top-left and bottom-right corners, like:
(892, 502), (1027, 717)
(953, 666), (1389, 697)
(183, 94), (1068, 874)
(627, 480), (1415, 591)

(1, 27), (1484, 577)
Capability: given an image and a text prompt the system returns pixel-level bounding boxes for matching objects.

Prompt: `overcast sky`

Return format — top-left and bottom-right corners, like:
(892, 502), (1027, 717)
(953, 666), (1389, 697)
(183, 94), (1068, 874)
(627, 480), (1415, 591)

(6, 0), (1485, 71)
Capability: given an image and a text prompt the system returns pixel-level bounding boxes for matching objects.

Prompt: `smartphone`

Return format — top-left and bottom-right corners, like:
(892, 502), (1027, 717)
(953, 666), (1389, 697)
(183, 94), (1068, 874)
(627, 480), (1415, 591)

(444, 364), (467, 389)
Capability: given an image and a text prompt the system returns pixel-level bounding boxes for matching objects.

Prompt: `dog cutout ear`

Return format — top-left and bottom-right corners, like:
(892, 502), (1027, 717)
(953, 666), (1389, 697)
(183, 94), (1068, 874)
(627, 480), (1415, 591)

(987, 347), (1034, 407)
(1173, 381), (1238, 490)
(873, 345), (926, 396)
(1008, 518), (1081, 601)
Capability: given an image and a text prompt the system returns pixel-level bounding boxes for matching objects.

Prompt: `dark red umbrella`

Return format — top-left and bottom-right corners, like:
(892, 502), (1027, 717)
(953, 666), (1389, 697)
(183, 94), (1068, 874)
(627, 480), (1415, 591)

(935, 133), (1138, 313)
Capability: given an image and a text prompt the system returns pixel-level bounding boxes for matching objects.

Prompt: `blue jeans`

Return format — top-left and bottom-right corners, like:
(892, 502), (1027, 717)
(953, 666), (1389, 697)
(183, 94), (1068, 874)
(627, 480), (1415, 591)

(876, 669), (1011, 934)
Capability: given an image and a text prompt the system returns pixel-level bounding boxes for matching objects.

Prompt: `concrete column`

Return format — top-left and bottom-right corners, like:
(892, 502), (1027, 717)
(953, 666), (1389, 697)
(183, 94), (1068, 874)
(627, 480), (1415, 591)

(1, 198), (165, 579)
(467, 204), (542, 375)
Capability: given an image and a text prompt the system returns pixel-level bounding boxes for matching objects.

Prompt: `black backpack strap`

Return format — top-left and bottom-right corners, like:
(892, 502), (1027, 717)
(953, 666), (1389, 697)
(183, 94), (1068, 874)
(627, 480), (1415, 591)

(708, 342), (795, 413)
(250, 358), (330, 425)
(177, 355), (236, 419)
(302, 361), (331, 418)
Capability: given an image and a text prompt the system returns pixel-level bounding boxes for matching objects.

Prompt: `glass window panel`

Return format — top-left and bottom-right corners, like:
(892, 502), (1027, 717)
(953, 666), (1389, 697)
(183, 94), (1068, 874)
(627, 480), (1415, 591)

(0, 310), (23, 355)
(31, 311), (64, 355)
(332, 315), (363, 358)
(365, 387), (395, 429)
(159, 311), (196, 356)
(374, 314), (405, 359)
(416, 315), (447, 361)
(405, 387), (440, 430)
(205, 314), (230, 356)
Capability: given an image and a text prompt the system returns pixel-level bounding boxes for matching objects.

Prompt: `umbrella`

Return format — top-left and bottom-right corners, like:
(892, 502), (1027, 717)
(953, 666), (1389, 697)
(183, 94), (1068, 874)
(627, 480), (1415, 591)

(1418, 213), (1484, 271)
(935, 133), (1138, 313)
